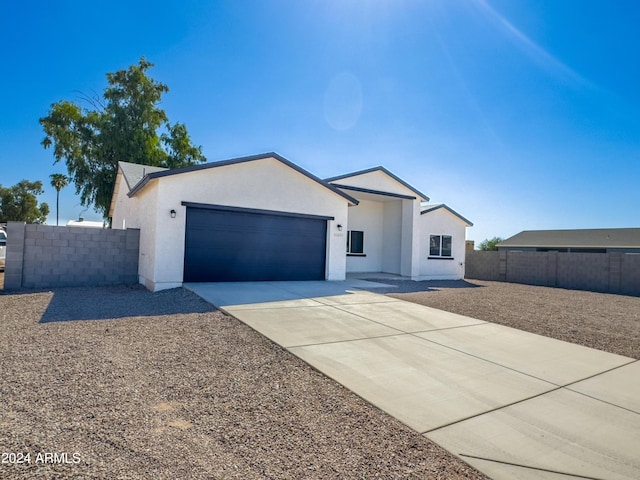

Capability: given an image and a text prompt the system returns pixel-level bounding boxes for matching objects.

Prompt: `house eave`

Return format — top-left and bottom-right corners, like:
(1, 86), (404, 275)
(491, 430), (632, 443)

(421, 204), (473, 226)
(326, 166), (430, 202)
(127, 152), (359, 206)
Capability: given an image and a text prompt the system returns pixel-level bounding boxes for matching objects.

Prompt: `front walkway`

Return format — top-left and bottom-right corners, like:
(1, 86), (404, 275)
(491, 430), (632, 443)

(185, 281), (640, 480)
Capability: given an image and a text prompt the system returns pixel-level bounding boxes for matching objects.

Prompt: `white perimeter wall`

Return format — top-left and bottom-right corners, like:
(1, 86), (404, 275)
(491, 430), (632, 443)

(419, 208), (468, 280)
(129, 157), (349, 291)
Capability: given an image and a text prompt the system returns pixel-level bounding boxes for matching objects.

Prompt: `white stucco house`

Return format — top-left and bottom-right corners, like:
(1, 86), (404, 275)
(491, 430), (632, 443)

(108, 153), (472, 291)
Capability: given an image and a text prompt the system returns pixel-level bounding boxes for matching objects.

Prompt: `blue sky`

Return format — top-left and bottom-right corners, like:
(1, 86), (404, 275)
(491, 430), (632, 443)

(1, 0), (639, 243)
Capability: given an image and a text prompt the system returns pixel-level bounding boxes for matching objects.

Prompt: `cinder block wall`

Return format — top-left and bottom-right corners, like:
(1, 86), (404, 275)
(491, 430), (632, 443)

(465, 250), (640, 296)
(621, 254), (640, 296)
(557, 252), (610, 293)
(464, 251), (502, 281)
(506, 251), (553, 286)
(4, 222), (139, 290)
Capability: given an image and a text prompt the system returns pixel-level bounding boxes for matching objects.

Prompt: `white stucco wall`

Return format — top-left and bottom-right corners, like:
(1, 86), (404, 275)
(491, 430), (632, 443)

(345, 200), (384, 272)
(382, 201), (402, 274)
(132, 157), (350, 291)
(135, 183), (161, 289)
(418, 208), (468, 280)
(401, 199), (422, 279)
(111, 171), (142, 230)
(333, 170), (420, 198)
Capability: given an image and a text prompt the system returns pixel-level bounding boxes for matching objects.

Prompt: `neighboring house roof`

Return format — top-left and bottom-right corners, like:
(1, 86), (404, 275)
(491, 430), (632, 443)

(421, 204), (473, 226)
(125, 152), (359, 205)
(66, 220), (105, 228)
(119, 162), (168, 190)
(498, 228), (640, 249)
(325, 166), (430, 202)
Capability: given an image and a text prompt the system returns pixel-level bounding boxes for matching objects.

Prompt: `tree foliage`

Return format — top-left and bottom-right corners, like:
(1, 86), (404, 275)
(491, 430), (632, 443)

(50, 173), (69, 193)
(0, 180), (50, 224)
(50, 173), (69, 226)
(478, 237), (504, 251)
(40, 57), (206, 217)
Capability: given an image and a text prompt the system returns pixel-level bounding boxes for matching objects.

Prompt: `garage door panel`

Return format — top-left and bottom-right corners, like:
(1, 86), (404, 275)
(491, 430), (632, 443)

(184, 207), (327, 282)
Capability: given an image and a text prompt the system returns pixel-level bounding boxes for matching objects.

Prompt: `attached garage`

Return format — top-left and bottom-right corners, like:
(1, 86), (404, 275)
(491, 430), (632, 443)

(183, 203), (330, 282)
(108, 153), (358, 291)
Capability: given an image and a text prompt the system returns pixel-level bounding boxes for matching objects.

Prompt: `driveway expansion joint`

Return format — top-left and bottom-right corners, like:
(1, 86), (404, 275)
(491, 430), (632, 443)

(422, 384), (563, 435)
(286, 332), (411, 350)
(457, 453), (610, 480)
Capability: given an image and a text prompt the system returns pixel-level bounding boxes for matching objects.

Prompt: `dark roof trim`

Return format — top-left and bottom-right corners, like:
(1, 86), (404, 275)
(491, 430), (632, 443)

(421, 204), (473, 226)
(332, 183), (416, 200)
(128, 152), (359, 205)
(325, 166), (430, 202)
(181, 201), (335, 221)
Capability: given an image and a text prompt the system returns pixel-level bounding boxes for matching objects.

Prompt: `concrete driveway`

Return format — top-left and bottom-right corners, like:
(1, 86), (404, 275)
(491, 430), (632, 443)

(185, 281), (640, 480)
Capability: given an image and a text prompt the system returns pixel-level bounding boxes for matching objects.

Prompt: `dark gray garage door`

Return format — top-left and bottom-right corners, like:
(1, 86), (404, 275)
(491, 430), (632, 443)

(184, 205), (329, 282)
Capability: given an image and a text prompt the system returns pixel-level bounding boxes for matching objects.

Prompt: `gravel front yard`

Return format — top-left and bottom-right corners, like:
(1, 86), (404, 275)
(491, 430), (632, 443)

(381, 279), (640, 359)
(0, 285), (485, 480)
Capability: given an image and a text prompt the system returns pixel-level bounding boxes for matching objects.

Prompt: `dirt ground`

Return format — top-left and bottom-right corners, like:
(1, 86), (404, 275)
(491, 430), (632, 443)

(0, 285), (485, 480)
(383, 279), (640, 359)
(2, 279), (638, 479)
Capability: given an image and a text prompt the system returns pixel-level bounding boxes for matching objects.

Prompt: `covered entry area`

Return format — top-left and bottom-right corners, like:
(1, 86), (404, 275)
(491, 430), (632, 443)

(183, 203), (330, 282)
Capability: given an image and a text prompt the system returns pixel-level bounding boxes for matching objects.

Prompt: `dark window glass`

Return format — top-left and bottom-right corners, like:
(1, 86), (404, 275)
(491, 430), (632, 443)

(348, 230), (364, 254)
(442, 235), (452, 256)
(430, 235), (441, 256)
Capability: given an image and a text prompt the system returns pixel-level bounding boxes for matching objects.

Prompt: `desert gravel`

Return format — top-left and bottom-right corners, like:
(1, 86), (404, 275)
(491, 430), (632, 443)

(378, 279), (640, 359)
(0, 284), (486, 479)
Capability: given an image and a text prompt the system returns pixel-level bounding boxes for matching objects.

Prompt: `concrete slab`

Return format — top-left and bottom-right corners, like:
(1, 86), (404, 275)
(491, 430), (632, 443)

(187, 280), (640, 480)
(224, 304), (401, 347)
(427, 388), (640, 480)
(449, 457), (584, 480)
(313, 291), (402, 306)
(416, 323), (633, 386)
(335, 301), (486, 333)
(569, 361), (640, 413)
(184, 279), (395, 307)
(289, 334), (556, 432)
(184, 282), (301, 307)
(220, 298), (324, 311)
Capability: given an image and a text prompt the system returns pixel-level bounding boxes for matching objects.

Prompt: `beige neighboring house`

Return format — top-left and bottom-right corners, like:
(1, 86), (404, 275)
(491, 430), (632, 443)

(109, 153), (472, 291)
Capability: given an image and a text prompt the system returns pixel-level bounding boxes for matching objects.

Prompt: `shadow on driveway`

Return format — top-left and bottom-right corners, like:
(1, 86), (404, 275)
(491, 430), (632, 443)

(358, 279), (483, 294)
(38, 284), (215, 323)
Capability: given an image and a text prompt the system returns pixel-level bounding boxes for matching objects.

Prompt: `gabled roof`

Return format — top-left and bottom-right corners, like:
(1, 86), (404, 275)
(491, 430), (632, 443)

(119, 162), (168, 191)
(498, 228), (640, 249)
(325, 166), (430, 202)
(126, 153), (359, 205)
(421, 204), (473, 226)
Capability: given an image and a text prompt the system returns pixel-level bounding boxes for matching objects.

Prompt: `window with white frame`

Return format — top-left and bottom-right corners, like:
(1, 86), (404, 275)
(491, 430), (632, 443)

(429, 234), (452, 257)
(347, 230), (365, 255)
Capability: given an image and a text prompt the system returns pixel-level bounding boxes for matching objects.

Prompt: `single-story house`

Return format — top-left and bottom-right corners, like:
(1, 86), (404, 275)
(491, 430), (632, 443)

(497, 228), (640, 253)
(109, 153), (472, 291)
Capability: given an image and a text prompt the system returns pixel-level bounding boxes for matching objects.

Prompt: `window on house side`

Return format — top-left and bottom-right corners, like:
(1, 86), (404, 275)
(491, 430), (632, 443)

(442, 235), (452, 256)
(347, 230), (364, 254)
(429, 235), (441, 256)
(430, 235), (452, 257)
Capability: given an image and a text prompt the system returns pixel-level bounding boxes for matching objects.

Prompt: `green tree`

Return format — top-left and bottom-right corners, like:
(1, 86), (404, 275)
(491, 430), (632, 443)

(478, 237), (504, 251)
(49, 173), (69, 226)
(40, 57), (206, 217)
(0, 180), (50, 224)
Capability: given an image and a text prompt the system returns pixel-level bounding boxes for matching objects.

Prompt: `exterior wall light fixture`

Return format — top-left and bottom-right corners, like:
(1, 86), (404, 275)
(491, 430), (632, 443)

(337, 224), (343, 231)
(170, 209), (177, 218)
